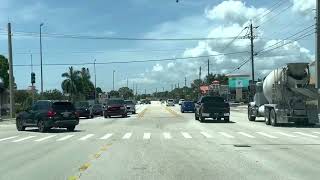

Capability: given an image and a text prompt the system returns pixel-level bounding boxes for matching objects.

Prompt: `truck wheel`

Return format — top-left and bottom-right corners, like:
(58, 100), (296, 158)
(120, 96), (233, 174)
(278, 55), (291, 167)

(195, 113), (199, 120)
(248, 107), (256, 121)
(270, 109), (277, 126)
(38, 120), (47, 133)
(16, 118), (26, 131)
(200, 113), (205, 122)
(265, 109), (271, 125)
(224, 117), (230, 123)
(67, 125), (75, 131)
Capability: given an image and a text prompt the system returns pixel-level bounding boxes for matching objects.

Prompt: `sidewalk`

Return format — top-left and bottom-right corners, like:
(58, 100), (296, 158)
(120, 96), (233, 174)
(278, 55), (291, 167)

(0, 117), (15, 125)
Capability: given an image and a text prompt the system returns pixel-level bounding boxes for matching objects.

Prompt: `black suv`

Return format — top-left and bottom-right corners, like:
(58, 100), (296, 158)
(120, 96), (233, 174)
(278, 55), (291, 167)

(195, 96), (230, 122)
(16, 100), (79, 132)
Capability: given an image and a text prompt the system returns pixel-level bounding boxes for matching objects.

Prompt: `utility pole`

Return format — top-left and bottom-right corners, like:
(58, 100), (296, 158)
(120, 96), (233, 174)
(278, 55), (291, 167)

(171, 84), (173, 91)
(7, 23), (14, 118)
(199, 66), (202, 80)
(135, 84), (138, 95)
(207, 59), (210, 77)
(178, 83), (180, 89)
(163, 87), (164, 92)
(31, 53), (35, 103)
(94, 59), (97, 102)
(126, 78), (128, 87)
(144, 89), (146, 95)
(316, 0), (320, 112)
(249, 21), (258, 83)
(112, 70), (115, 91)
(185, 77), (187, 87)
(40, 23), (44, 94)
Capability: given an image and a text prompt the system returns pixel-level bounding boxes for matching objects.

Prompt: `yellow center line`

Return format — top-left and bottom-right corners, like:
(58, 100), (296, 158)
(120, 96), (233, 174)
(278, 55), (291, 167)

(164, 106), (182, 118)
(137, 108), (148, 119)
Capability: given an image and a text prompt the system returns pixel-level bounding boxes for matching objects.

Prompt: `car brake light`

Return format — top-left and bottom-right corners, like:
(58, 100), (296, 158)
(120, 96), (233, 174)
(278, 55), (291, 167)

(47, 110), (56, 117)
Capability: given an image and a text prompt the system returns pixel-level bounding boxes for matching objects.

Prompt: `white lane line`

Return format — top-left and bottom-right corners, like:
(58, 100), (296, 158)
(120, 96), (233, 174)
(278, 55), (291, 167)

(143, 133), (151, 139)
(218, 132), (234, 138)
(0, 136), (19, 142)
(275, 132), (297, 138)
(256, 132), (278, 139)
(181, 132), (192, 139)
(122, 133), (132, 139)
(163, 132), (172, 139)
(34, 135), (57, 142)
(313, 132), (320, 135)
(79, 134), (95, 141)
(100, 133), (113, 140)
(56, 135), (74, 141)
(293, 132), (318, 138)
(238, 132), (255, 138)
(12, 136), (36, 142)
(200, 132), (212, 138)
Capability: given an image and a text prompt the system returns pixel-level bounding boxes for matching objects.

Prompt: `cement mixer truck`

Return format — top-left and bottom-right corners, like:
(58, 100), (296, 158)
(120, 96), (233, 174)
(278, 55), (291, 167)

(248, 63), (319, 126)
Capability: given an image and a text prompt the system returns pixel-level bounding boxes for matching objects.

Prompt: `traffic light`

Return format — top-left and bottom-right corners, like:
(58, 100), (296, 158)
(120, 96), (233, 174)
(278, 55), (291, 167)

(31, 72), (35, 84)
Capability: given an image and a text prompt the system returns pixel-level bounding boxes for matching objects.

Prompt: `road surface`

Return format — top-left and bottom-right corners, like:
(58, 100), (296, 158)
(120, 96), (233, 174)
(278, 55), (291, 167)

(0, 102), (320, 180)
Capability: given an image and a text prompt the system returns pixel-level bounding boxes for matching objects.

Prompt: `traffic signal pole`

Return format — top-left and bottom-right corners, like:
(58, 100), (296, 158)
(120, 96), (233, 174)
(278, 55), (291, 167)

(7, 23), (15, 118)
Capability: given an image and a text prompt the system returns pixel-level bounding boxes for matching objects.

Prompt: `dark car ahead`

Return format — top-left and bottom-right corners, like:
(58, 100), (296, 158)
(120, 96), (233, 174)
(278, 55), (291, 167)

(16, 100), (79, 132)
(180, 101), (195, 113)
(75, 101), (93, 118)
(104, 99), (127, 118)
(91, 104), (103, 116)
(195, 96), (230, 122)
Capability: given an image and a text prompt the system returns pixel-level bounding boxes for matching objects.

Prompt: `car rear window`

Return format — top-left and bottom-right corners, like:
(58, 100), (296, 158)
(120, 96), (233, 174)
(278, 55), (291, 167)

(183, 101), (194, 106)
(201, 96), (225, 103)
(168, 99), (174, 102)
(93, 105), (102, 108)
(125, 100), (134, 105)
(75, 101), (89, 108)
(52, 102), (75, 111)
(108, 99), (125, 105)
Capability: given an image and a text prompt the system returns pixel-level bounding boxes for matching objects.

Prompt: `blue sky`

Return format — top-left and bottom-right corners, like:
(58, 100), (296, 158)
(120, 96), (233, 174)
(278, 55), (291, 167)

(0, 0), (316, 93)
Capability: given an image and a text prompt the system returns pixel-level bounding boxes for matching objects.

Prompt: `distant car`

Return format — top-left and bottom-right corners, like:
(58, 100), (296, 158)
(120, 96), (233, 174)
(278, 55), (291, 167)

(166, 99), (175, 106)
(146, 99), (151, 104)
(104, 99), (127, 118)
(16, 100), (79, 132)
(180, 101), (195, 113)
(91, 104), (103, 116)
(125, 100), (136, 114)
(75, 101), (93, 118)
(195, 96), (230, 122)
(178, 99), (185, 105)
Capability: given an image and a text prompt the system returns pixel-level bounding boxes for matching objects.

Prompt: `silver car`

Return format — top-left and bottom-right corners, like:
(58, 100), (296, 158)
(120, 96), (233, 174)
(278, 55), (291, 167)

(125, 100), (136, 114)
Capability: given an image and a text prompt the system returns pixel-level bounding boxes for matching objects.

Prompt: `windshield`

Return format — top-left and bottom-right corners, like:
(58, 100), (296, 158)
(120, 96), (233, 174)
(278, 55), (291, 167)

(108, 99), (125, 105)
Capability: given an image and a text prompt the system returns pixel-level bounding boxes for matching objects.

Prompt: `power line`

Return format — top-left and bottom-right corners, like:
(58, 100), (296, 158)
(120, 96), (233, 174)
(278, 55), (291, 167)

(258, 2), (293, 27)
(13, 50), (249, 67)
(227, 57), (251, 74)
(254, 0), (287, 23)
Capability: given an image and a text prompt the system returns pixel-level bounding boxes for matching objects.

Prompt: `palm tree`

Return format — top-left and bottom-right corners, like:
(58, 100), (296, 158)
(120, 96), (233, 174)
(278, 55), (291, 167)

(79, 67), (94, 99)
(61, 66), (80, 101)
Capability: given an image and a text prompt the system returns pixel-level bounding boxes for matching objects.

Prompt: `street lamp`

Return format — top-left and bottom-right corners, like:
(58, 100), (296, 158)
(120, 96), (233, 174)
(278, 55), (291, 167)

(94, 59), (97, 102)
(113, 70), (115, 91)
(40, 23), (44, 94)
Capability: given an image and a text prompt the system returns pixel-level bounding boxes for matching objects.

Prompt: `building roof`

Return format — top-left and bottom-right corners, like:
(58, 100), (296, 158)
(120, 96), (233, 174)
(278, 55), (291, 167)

(226, 74), (250, 78)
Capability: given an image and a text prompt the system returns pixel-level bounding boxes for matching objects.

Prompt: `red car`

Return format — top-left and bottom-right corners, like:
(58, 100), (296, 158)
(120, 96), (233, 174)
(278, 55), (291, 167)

(104, 99), (127, 118)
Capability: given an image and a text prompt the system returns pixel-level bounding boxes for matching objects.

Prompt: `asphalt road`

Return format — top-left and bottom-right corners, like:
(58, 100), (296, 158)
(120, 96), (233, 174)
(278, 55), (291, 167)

(1, 102), (320, 180)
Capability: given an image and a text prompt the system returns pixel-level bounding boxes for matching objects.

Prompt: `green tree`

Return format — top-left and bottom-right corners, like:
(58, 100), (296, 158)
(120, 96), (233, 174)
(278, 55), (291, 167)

(96, 87), (103, 94)
(79, 67), (94, 99)
(0, 55), (9, 88)
(118, 87), (134, 99)
(42, 89), (66, 100)
(61, 66), (80, 101)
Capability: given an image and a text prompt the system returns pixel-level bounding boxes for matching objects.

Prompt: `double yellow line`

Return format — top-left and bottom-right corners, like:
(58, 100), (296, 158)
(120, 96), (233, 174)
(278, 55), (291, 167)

(164, 106), (182, 118)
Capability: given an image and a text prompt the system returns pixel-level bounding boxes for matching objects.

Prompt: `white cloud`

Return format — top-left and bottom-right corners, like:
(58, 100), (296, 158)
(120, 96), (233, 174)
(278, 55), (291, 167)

(291, 0), (316, 18)
(205, 0), (266, 25)
(152, 64), (164, 72)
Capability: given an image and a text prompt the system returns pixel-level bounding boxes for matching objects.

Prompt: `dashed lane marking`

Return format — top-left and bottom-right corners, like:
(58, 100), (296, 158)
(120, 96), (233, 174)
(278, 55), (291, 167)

(163, 132), (172, 139)
(293, 132), (318, 138)
(218, 132), (234, 138)
(181, 132), (192, 139)
(57, 135), (74, 141)
(256, 132), (278, 139)
(143, 133), (151, 139)
(275, 132), (298, 138)
(12, 136), (36, 142)
(34, 135), (57, 142)
(200, 132), (212, 138)
(238, 132), (255, 138)
(79, 134), (94, 141)
(122, 132), (132, 139)
(0, 136), (18, 142)
(100, 133), (113, 140)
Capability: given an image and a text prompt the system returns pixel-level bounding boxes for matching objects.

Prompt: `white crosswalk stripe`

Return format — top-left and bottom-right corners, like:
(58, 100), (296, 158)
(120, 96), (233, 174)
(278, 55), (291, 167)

(238, 132), (255, 138)
(256, 132), (278, 139)
(100, 133), (113, 140)
(181, 132), (192, 139)
(143, 133), (151, 139)
(0, 136), (19, 142)
(122, 133), (132, 139)
(79, 134), (95, 141)
(293, 132), (318, 138)
(57, 135), (74, 141)
(34, 135), (57, 142)
(12, 136), (36, 142)
(275, 132), (297, 138)
(200, 132), (212, 138)
(163, 132), (172, 139)
(218, 132), (234, 138)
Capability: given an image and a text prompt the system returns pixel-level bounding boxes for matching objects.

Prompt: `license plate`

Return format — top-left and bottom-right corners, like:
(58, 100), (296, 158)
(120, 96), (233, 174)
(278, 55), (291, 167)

(224, 113), (230, 116)
(202, 113), (210, 117)
(62, 112), (71, 118)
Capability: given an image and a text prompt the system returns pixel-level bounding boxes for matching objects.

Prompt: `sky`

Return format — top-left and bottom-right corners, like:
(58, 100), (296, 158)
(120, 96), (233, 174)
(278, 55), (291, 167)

(0, 0), (316, 94)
